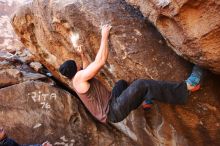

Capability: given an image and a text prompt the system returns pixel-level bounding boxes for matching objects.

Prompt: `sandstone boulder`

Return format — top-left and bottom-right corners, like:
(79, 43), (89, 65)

(0, 59), (47, 88)
(125, 0), (220, 74)
(12, 0), (191, 88)
(0, 81), (135, 145)
(11, 0), (220, 145)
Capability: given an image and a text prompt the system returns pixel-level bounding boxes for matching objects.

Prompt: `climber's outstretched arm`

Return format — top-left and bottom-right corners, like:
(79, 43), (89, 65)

(75, 24), (112, 82)
(76, 46), (90, 69)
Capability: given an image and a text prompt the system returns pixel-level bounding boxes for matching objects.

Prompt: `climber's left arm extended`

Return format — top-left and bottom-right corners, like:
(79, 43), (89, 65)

(77, 46), (90, 69)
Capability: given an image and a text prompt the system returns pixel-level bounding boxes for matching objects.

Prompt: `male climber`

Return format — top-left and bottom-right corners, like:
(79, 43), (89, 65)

(59, 24), (203, 123)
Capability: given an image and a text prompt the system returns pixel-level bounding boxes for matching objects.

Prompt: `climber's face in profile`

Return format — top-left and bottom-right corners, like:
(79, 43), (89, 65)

(0, 128), (6, 140)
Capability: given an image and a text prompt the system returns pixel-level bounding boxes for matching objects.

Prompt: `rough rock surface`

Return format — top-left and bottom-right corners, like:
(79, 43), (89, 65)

(0, 81), (135, 145)
(11, 0), (220, 146)
(0, 52), (46, 87)
(0, 60), (135, 146)
(0, 0), (29, 52)
(125, 0), (220, 74)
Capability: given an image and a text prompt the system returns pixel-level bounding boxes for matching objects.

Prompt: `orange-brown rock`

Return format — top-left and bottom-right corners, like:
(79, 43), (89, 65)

(11, 0), (220, 146)
(126, 0), (220, 74)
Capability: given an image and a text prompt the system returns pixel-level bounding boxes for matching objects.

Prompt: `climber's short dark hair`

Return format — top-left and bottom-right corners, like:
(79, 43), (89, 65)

(59, 60), (77, 79)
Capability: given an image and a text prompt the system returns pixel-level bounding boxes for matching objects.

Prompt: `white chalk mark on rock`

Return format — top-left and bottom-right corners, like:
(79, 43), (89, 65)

(54, 142), (65, 145)
(54, 136), (75, 146)
(156, 0), (171, 8)
(60, 136), (68, 142)
(33, 123), (42, 129)
(70, 32), (80, 48)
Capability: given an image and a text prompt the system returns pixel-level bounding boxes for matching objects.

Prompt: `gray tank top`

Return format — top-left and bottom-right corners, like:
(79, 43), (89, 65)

(75, 78), (111, 123)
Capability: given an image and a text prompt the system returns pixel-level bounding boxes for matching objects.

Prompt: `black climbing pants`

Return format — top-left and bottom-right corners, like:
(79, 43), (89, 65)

(107, 79), (189, 123)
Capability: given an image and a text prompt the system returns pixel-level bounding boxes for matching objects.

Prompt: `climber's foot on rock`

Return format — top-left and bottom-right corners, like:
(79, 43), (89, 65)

(142, 99), (153, 111)
(186, 65), (204, 92)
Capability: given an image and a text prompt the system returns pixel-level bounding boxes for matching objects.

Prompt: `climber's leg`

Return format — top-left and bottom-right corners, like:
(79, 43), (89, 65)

(108, 79), (188, 123)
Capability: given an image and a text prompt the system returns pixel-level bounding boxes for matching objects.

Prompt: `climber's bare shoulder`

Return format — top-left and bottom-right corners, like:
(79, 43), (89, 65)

(72, 70), (90, 94)
(73, 59), (104, 93)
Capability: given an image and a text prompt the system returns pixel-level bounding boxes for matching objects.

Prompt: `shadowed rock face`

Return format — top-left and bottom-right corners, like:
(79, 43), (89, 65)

(11, 0), (220, 146)
(126, 0), (220, 74)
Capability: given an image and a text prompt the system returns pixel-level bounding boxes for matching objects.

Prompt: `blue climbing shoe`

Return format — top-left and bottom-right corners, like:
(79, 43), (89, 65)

(186, 65), (203, 92)
(142, 99), (153, 111)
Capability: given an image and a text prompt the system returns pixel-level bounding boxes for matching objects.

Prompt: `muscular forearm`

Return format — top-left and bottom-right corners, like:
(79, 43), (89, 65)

(95, 36), (109, 65)
(74, 25), (111, 81)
